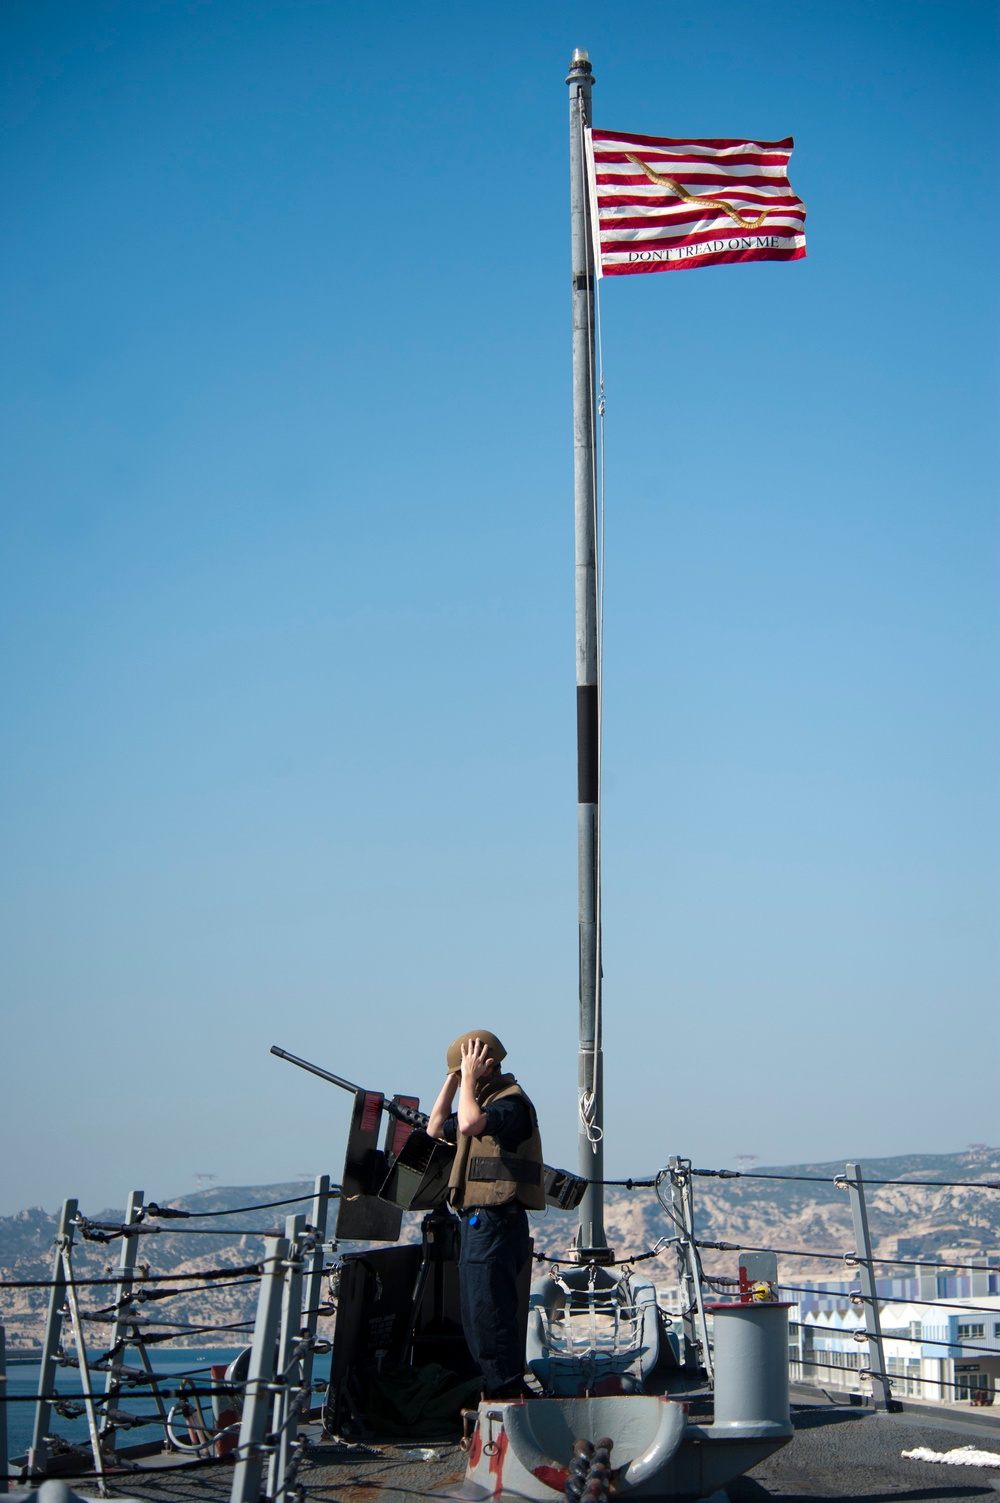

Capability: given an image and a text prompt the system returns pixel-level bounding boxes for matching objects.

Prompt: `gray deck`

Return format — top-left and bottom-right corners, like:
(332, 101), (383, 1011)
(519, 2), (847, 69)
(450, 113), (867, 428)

(732, 1395), (1000, 1499)
(19, 1396), (1000, 1503)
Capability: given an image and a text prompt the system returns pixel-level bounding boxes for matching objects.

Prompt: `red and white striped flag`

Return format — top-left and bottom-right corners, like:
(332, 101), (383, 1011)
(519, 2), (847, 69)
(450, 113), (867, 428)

(587, 129), (806, 277)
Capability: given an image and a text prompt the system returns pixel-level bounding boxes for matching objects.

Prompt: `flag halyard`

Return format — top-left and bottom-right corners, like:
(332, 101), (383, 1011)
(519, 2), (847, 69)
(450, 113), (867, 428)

(589, 129), (806, 276)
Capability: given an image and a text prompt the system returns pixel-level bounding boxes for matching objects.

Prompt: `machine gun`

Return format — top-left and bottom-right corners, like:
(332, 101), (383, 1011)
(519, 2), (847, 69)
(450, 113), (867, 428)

(271, 1044), (586, 1242)
(271, 1046), (430, 1127)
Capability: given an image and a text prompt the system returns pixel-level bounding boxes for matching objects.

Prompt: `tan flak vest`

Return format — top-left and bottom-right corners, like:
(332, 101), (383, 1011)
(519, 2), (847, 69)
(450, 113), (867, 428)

(447, 1074), (546, 1211)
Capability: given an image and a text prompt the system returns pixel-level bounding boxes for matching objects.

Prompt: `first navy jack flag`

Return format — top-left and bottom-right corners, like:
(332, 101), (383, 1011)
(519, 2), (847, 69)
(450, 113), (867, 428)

(587, 128), (806, 276)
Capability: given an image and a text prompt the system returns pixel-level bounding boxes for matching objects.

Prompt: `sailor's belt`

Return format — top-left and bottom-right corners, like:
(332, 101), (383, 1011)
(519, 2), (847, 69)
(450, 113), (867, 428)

(467, 1155), (542, 1186)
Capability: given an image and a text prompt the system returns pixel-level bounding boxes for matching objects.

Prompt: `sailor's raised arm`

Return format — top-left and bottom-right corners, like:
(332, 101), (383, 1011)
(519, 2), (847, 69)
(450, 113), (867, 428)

(427, 1071), (460, 1140)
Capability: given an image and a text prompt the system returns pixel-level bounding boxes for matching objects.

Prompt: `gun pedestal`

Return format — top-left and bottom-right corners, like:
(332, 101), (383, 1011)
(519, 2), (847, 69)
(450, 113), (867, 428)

(402, 1204), (476, 1375)
(324, 1205), (477, 1436)
(325, 1201), (535, 1436)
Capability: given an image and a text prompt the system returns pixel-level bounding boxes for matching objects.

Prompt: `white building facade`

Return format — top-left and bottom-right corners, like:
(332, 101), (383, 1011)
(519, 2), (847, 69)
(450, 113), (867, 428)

(656, 1262), (1000, 1406)
(787, 1276), (1000, 1406)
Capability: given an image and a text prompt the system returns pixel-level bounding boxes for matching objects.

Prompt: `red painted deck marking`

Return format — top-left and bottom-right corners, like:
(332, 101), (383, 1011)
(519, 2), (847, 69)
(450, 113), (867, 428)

(533, 1465), (569, 1491)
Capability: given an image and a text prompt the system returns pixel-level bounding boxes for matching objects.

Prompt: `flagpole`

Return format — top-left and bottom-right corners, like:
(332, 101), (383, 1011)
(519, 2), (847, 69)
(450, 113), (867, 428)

(567, 47), (609, 1261)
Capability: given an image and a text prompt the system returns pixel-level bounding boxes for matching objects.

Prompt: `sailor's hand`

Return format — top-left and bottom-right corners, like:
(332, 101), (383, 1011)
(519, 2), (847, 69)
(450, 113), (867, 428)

(460, 1037), (493, 1083)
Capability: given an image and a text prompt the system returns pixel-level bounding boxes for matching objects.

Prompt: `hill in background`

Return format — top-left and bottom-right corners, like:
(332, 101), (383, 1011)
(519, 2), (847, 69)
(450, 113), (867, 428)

(3, 1147), (998, 1347)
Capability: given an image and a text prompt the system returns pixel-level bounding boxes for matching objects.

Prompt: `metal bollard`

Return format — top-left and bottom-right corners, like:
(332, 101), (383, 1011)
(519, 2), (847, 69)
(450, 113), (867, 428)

(710, 1302), (792, 1437)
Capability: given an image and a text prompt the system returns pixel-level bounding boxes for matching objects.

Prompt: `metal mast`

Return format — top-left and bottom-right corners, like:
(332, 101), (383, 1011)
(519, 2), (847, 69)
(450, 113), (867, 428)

(567, 47), (608, 1258)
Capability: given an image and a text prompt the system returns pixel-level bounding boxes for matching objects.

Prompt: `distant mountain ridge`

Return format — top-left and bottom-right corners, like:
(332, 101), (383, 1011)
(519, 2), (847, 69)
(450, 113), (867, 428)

(596, 1145), (1000, 1284)
(2, 1147), (998, 1346)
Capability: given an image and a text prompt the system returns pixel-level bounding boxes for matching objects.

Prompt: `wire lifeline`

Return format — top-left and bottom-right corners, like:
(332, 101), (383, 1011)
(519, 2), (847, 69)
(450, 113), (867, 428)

(794, 1358), (980, 1396)
(81, 1318), (257, 1335)
(58, 1361), (254, 1387)
(31, 1350), (228, 1381)
(789, 1320), (1000, 1360)
(856, 1368), (992, 1395)
(693, 1169), (830, 1183)
(85, 1275), (263, 1314)
(793, 1355), (878, 1379)
(533, 1236), (678, 1269)
(781, 1282), (1000, 1315)
(101, 1329), (215, 1347)
(694, 1239), (1000, 1275)
(846, 1177), (1000, 1191)
(144, 1192), (337, 1219)
(1, 1385), (243, 1404)
(691, 1168), (1000, 1190)
(2, 1407), (314, 1475)
(76, 1220), (283, 1240)
(4, 1437), (277, 1483)
(583, 1177), (657, 1188)
(0, 1259), (269, 1289)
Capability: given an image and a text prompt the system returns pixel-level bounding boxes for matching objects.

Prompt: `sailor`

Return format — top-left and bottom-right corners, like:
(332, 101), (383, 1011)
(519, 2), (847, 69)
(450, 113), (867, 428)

(427, 1029), (544, 1400)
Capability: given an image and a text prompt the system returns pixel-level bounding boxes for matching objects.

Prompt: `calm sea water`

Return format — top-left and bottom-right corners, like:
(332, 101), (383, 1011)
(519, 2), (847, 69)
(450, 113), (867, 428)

(5, 1346), (333, 1462)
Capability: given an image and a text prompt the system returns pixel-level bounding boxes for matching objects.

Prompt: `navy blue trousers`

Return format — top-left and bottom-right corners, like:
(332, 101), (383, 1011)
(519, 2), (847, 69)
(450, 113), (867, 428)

(458, 1203), (531, 1395)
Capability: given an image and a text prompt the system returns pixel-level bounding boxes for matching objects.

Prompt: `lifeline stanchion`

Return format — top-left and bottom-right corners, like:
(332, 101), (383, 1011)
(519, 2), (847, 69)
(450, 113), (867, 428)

(25, 1198), (108, 1492)
(27, 1199), (76, 1478)
(667, 1158), (713, 1382)
(121, 1315), (173, 1447)
(664, 1161), (697, 1371)
(101, 1188), (144, 1454)
(267, 1215), (306, 1502)
(0, 1323), (8, 1495)
(60, 1224), (108, 1495)
(844, 1163), (895, 1413)
(230, 1235), (289, 1503)
(297, 1174), (331, 1410)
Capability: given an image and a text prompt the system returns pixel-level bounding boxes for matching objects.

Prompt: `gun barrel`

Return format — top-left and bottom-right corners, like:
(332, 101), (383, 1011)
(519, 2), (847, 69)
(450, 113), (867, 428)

(388, 1100), (430, 1128)
(270, 1045), (429, 1129)
(269, 1045), (363, 1096)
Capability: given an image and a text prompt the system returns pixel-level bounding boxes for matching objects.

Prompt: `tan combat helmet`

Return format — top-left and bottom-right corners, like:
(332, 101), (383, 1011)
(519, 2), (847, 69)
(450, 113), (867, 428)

(446, 1030), (507, 1073)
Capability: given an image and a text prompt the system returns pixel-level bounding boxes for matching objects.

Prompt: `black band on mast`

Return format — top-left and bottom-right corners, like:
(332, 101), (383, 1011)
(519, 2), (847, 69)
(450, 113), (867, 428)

(577, 684), (599, 804)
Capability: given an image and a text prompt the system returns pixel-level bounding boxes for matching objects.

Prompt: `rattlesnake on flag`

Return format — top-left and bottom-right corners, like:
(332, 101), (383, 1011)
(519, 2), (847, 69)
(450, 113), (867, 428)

(625, 154), (772, 230)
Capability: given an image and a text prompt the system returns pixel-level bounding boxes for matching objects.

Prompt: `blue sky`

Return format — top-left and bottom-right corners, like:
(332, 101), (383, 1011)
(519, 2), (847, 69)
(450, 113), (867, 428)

(1, 1), (997, 1216)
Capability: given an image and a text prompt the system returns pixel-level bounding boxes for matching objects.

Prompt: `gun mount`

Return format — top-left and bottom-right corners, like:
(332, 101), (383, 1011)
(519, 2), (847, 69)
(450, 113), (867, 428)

(270, 1044), (586, 1241)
